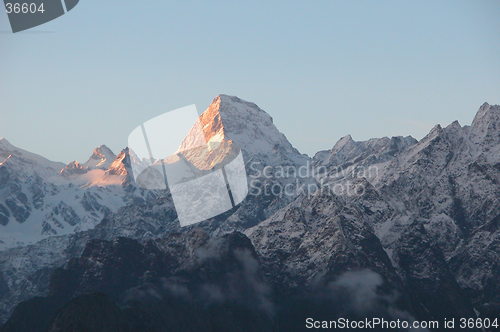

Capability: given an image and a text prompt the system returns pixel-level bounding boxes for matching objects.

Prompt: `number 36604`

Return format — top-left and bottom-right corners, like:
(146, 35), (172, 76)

(5, 2), (45, 14)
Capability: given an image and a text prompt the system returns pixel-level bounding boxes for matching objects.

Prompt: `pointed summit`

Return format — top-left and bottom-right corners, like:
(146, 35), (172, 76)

(0, 137), (13, 149)
(107, 148), (132, 179)
(83, 145), (116, 170)
(0, 138), (64, 178)
(59, 160), (88, 176)
(177, 94), (308, 166)
(331, 134), (355, 151)
(470, 102), (499, 143)
(473, 102), (491, 120)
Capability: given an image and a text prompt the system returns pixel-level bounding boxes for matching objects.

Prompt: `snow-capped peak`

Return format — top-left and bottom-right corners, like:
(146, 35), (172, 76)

(445, 120), (461, 130)
(106, 148), (132, 179)
(331, 134), (355, 151)
(0, 138), (64, 179)
(470, 102), (499, 143)
(468, 102), (500, 164)
(61, 148), (132, 187)
(0, 138), (16, 151)
(59, 160), (88, 176)
(83, 145), (116, 170)
(178, 94), (309, 166)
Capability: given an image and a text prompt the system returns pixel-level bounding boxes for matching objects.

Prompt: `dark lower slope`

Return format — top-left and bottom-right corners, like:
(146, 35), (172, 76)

(2, 228), (484, 332)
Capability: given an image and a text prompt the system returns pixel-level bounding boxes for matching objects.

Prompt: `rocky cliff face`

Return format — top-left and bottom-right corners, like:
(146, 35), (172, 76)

(0, 97), (498, 331)
(308, 103), (499, 318)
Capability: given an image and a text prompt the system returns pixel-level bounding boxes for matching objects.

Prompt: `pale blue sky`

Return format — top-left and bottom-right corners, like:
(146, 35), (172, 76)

(0, 0), (499, 163)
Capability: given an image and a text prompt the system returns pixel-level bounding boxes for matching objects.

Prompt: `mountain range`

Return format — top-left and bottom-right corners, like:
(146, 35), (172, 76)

(0, 95), (498, 331)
